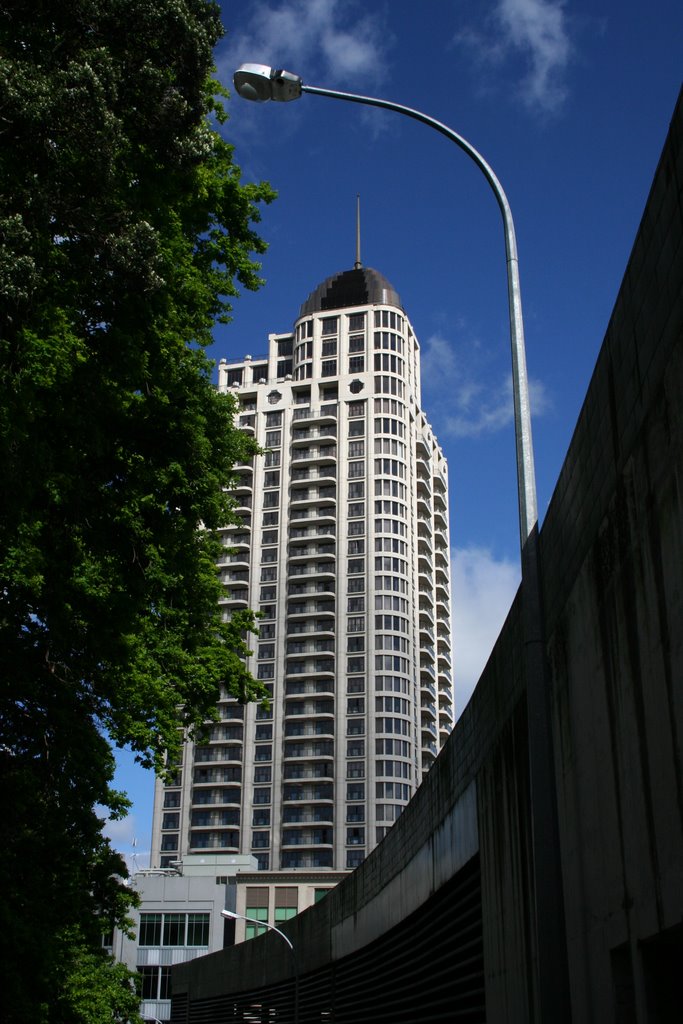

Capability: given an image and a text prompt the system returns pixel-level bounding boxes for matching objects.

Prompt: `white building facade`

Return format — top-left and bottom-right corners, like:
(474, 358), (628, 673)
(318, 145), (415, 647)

(150, 265), (453, 874)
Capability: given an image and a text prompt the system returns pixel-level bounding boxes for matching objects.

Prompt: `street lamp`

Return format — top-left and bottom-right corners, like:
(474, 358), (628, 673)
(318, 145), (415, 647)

(221, 909), (299, 1023)
(232, 64), (570, 1021)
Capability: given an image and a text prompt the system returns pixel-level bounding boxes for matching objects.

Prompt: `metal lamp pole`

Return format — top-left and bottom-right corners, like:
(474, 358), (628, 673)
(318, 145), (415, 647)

(222, 909), (299, 1024)
(232, 63), (570, 1021)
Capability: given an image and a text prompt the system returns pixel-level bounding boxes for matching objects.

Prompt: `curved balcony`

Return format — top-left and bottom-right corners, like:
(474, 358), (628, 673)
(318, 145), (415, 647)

(416, 495), (431, 519)
(416, 437), (431, 460)
(284, 699), (335, 718)
(283, 740), (334, 761)
(283, 762), (334, 781)
(288, 544), (336, 562)
(285, 679), (335, 698)
(289, 487), (337, 508)
(286, 624), (335, 642)
(284, 720), (335, 739)
(416, 474), (432, 500)
(190, 810), (241, 828)
(282, 806), (334, 825)
(191, 787), (241, 807)
(189, 830), (240, 852)
(291, 426), (337, 446)
(287, 599), (335, 618)
(281, 828), (333, 848)
(282, 782), (334, 803)
(292, 403), (338, 424)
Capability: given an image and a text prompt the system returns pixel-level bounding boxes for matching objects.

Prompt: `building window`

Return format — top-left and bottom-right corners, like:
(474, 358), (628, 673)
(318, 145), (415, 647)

(348, 314), (365, 331)
(346, 849), (365, 869)
(348, 356), (365, 373)
(274, 887), (298, 923)
(348, 441), (365, 458)
(265, 430), (282, 447)
(349, 380), (364, 394)
(349, 334), (365, 352)
(138, 965), (172, 1001)
(321, 359), (337, 377)
(139, 914), (162, 946)
(322, 339), (337, 356)
(245, 889), (269, 939)
(321, 317), (338, 336)
(187, 914), (210, 946)
(163, 913), (186, 946)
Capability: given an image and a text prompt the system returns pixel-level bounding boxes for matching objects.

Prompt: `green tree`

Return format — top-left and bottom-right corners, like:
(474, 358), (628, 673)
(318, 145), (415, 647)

(0, 1), (274, 1019)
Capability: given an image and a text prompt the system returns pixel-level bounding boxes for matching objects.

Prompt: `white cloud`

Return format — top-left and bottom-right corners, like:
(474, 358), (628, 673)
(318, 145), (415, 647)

(455, 0), (571, 115)
(451, 545), (520, 716)
(420, 331), (552, 439)
(219, 0), (389, 90)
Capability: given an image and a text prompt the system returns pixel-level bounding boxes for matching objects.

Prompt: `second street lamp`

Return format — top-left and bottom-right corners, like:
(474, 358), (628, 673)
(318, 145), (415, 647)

(232, 63), (570, 1022)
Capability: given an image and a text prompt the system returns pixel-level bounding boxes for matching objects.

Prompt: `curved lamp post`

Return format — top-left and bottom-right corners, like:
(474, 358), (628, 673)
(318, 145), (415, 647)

(232, 64), (570, 1021)
(221, 909), (299, 1023)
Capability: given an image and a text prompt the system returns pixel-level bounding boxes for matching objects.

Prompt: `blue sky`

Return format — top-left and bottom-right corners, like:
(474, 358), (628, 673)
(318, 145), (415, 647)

(107, 0), (682, 867)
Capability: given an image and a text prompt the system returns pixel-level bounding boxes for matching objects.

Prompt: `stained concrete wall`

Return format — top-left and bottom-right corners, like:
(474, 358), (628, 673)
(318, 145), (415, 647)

(173, 88), (683, 1023)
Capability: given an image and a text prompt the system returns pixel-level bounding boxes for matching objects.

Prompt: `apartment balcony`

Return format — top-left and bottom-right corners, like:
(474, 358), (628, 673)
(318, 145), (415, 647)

(434, 506), (448, 531)
(193, 745), (242, 764)
(291, 445), (338, 465)
(193, 767), (243, 785)
(419, 604), (435, 625)
(421, 697), (437, 720)
(280, 851), (334, 869)
(283, 740), (334, 760)
(416, 495), (431, 518)
(290, 507), (337, 524)
(289, 487), (337, 507)
(285, 679), (335, 698)
(416, 437), (431, 459)
(416, 475), (432, 500)
(291, 403), (338, 423)
(281, 828), (333, 847)
(286, 640), (335, 658)
(190, 810), (240, 828)
(434, 471), (447, 495)
(283, 763), (334, 781)
(284, 699), (335, 717)
(191, 786), (241, 806)
(284, 721), (335, 739)
(288, 544), (336, 561)
(421, 680), (437, 701)
(418, 519), (433, 540)
(189, 831), (240, 851)
(286, 620), (335, 638)
(287, 599), (335, 618)
(291, 425), (337, 445)
(219, 594), (249, 611)
(282, 783), (334, 802)
(288, 524), (336, 542)
(287, 580), (336, 598)
(281, 807), (334, 824)
(420, 624), (435, 645)
(418, 550), (433, 573)
(435, 566), (450, 589)
(434, 489), (447, 511)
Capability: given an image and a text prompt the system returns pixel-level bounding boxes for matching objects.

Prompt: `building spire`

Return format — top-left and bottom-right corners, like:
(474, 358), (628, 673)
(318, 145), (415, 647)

(354, 193), (362, 269)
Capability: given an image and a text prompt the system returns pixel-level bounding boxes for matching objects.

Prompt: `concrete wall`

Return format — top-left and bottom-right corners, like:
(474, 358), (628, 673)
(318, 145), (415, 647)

(172, 88), (683, 1024)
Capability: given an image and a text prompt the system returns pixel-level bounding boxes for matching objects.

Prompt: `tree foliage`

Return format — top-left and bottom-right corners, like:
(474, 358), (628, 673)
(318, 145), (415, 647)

(0, 1), (274, 1019)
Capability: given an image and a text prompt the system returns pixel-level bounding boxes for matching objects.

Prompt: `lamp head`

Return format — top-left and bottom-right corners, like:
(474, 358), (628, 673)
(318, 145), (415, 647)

(233, 63), (303, 102)
(221, 909), (239, 920)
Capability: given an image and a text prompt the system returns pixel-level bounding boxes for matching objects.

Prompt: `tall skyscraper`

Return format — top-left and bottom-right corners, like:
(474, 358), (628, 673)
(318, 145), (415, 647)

(150, 263), (453, 874)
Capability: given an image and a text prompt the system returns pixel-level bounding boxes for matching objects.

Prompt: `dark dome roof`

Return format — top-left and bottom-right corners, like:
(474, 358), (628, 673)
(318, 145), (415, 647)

(299, 267), (403, 317)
